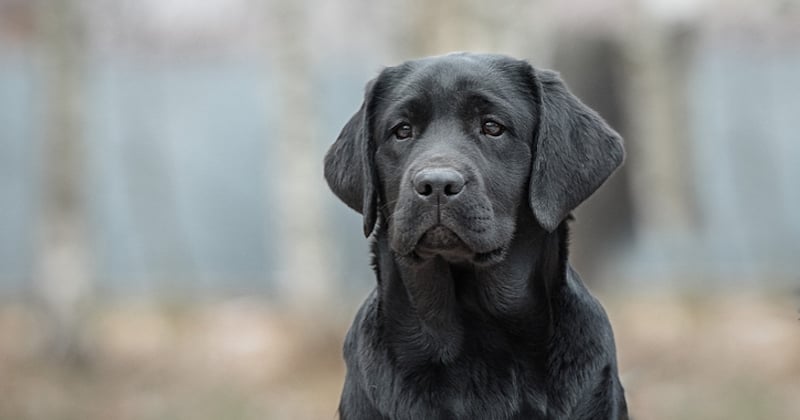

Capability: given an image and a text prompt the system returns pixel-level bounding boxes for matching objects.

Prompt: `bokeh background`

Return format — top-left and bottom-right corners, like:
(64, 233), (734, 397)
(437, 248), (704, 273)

(1, 0), (799, 419)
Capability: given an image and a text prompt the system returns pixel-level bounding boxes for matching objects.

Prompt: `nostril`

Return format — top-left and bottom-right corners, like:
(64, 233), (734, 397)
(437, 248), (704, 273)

(421, 184), (433, 196)
(446, 180), (465, 196)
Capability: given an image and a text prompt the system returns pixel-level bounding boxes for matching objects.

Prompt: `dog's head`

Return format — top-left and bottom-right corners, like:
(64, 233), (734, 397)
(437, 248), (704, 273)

(325, 53), (623, 266)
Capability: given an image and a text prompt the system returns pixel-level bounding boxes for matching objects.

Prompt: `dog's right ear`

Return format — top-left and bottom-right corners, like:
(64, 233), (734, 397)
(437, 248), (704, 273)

(324, 79), (378, 237)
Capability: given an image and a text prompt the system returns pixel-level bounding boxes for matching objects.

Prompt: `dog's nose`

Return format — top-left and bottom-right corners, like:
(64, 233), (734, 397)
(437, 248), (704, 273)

(413, 168), (465, 200)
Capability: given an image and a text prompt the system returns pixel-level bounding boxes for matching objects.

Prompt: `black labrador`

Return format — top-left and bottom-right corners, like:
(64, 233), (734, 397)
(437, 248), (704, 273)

(324, 53), (628, 420)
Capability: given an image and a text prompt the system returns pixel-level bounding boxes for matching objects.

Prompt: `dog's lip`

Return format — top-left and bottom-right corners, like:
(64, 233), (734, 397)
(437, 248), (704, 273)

(408, 225), (506, 264)
(416, 225), (467, 250)
(473, 246), (507, 265)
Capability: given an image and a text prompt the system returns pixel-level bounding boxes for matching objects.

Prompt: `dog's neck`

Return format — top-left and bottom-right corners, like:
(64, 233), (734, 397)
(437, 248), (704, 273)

(371, 211), (568, 364)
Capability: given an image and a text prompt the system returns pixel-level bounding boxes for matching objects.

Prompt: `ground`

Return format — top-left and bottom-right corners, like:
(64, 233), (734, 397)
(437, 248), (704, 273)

(1, 292), (798, 419)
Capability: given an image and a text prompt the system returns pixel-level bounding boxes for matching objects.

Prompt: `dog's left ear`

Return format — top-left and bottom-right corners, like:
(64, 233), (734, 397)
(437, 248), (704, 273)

(323, 79), (378, 237)
(528, 69), (624, 232)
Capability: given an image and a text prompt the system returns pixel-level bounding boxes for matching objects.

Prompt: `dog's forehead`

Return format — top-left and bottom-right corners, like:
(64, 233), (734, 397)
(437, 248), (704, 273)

(386, 54), (525, 101)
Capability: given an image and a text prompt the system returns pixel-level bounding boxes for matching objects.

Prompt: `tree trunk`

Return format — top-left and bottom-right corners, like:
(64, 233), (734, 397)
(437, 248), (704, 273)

(33, 0), (93, 365)
(268, 2), (332, 310)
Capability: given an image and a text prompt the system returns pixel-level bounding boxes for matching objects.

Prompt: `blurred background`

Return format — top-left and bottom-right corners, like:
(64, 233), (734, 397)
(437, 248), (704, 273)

(1, 0), (799, 419)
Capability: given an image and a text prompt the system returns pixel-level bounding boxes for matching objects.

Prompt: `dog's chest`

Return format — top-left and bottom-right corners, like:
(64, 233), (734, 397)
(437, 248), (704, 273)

(348, 289), (552, 419)
(437, 374), (548, 419)
(354, 340), (549, 419)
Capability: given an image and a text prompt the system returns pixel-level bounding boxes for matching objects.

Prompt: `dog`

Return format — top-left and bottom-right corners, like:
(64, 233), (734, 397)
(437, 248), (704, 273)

(324, 53), (628, 420)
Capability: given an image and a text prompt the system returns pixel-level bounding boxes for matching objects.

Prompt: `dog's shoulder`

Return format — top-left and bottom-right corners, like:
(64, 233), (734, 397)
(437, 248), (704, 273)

(343, 288), (379, 358)
(544, 266), (626, 419)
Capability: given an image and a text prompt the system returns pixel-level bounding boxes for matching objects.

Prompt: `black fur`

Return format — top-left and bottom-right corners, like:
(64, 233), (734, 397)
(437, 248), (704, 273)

(325, 53), (628, 419)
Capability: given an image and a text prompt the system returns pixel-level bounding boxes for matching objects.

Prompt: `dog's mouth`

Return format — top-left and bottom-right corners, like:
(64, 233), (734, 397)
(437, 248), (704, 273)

(416, 225), (469, 255)
(410, 225), (506, 265)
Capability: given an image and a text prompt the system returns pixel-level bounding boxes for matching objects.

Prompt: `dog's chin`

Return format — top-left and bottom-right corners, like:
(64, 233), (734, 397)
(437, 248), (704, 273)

(401, 225), (508, 267)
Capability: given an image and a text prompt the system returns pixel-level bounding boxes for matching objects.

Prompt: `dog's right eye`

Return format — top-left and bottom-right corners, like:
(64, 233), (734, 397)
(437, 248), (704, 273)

(393, 123), (413, 140)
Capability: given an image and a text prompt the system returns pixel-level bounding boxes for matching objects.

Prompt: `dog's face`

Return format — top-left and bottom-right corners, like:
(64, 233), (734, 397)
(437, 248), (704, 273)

(325, 53), (624, 266)
(373, 57), (535, 264)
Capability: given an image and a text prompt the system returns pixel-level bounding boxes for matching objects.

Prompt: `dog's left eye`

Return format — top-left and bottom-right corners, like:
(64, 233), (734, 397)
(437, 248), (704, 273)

(393, 123), (413, 140)
(481, 120), (505, 137)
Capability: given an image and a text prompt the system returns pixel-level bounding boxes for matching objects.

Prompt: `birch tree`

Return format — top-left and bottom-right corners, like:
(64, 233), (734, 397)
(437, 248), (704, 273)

(33, 0), (93, 364)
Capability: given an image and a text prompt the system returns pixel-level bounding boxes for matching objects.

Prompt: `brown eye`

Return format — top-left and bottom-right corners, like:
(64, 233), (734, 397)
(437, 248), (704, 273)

(393, 123), (413, 140)
(482, 120), (505, 137)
